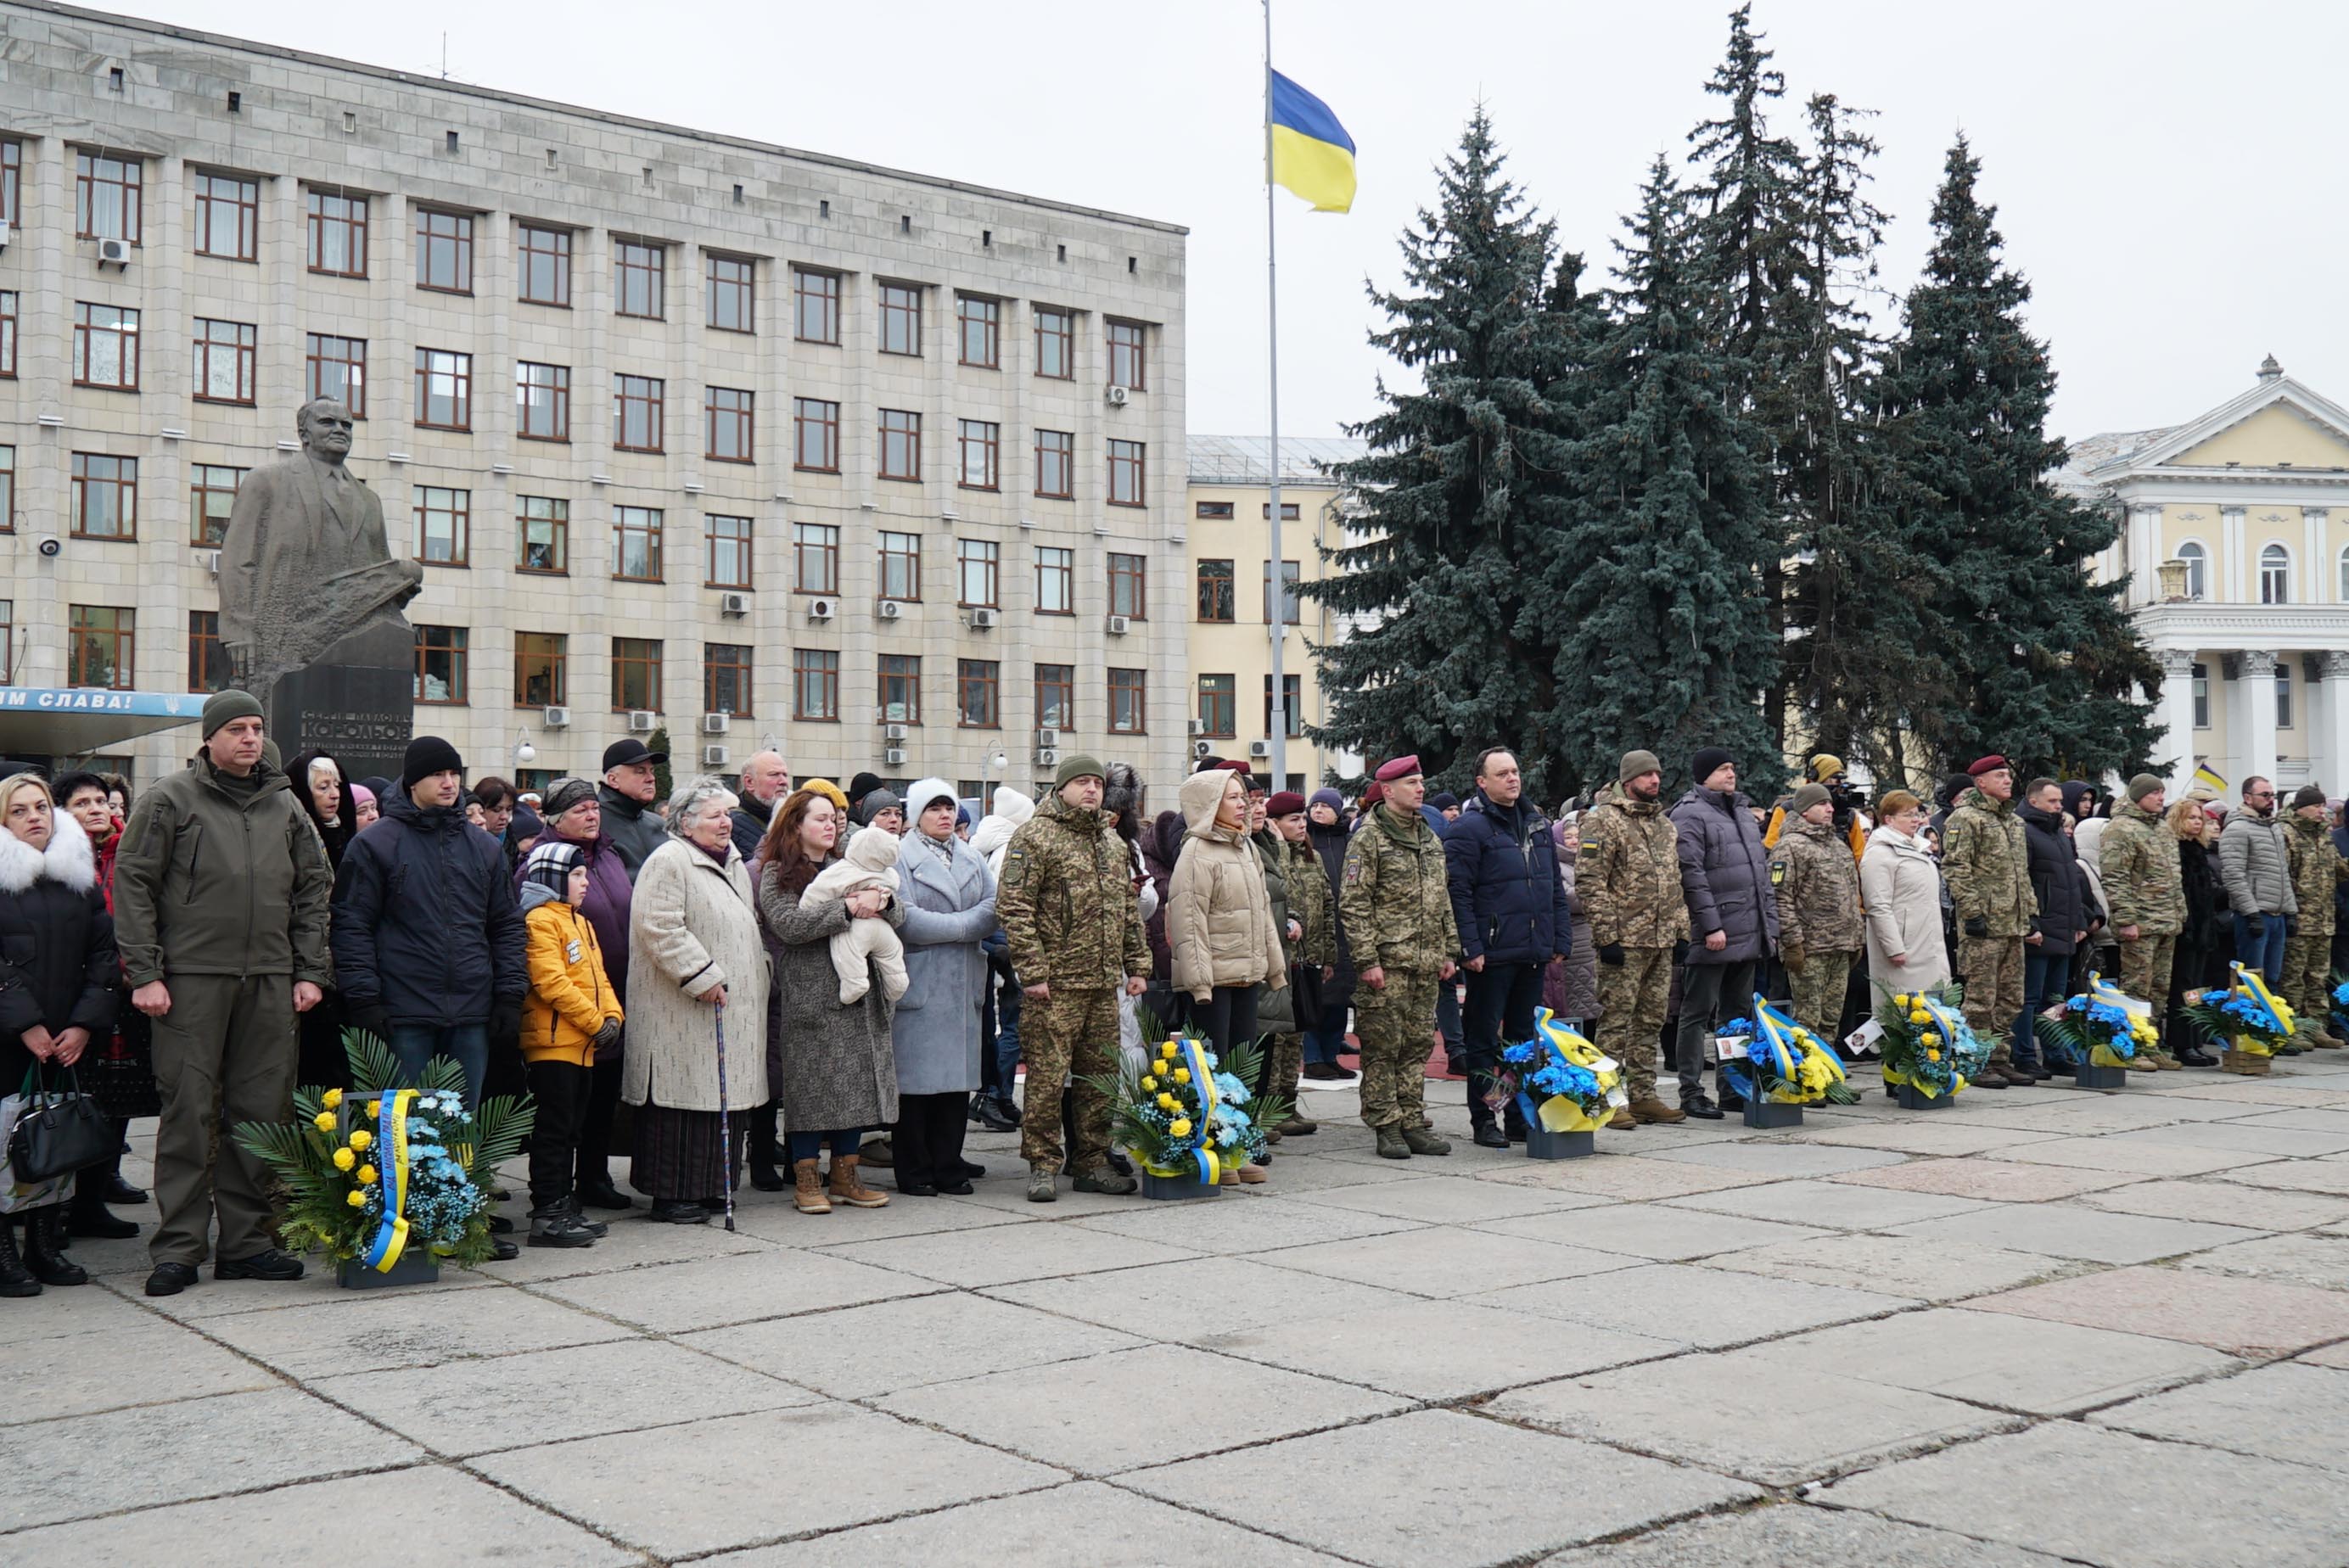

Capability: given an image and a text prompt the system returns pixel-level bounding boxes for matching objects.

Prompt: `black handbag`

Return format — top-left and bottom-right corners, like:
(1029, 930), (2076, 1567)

(8, 1064), (115, 1183)
(1287, 963), (1326, 1032)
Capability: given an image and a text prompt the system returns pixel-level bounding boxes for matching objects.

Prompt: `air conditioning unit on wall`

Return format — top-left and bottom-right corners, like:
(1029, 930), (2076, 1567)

(627, 710), (656, 733)
(807, 596), (837, 621)
(701, 743), (730, 768)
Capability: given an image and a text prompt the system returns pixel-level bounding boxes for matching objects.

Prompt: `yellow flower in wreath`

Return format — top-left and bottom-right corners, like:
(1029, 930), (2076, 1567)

(312, 1112), (337, 1132)
(322, 1089), (344, 1110)
(332, 1148), (356, 1171)
(1160, 1040), (1179, 1060)
(1172, 1067), (1191, 1084)
(366, 1100), (381, 1117)
(1893, 994), (1910, 1007)
(1909, 1009), (1930, 1024)
(1926, 1048), (1942, 1061)
(349, 1129), (373, 1151)
(1168, 1117), (1192, 1138)
(356, 1164), (378, 1185)
(1141, 1077), (1158, 1092)
(1157, 1093), (1179, 1111)
(346, 1190), (367, 1207)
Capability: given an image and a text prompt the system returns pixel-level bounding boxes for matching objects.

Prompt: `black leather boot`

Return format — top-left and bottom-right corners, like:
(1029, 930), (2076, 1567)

(0, 1217), (40, 1296)
(24, 1208), (89, 1286)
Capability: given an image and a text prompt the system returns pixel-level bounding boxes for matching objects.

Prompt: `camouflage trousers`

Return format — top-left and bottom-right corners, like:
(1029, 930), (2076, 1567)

(1354, 967), (1437, 1129)
(1263, 1032), (1303, 1123)
(1595, 946), (1674, 1100)
(1018, 985), (1118, 1173)
(2118, 935), (2176, 1021)
(1788, 950), (1856, 1044)
(1958, 936), (2024, 1067)
(2281, 932), (2335, 1038)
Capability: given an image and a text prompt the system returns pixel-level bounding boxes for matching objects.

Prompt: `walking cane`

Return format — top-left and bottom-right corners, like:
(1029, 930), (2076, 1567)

(714, 1000), (736, 1232)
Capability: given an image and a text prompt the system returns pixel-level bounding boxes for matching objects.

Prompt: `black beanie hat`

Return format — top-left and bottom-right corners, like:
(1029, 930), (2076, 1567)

(401, 735), (465, 792)
(1690, 748), (1735, 787)
(847, 771), (883, 808)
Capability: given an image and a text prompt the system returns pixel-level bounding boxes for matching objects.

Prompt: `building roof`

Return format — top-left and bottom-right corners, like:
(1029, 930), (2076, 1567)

(2053, 427), (2177, 499)
(1187, 434), (1366, 487)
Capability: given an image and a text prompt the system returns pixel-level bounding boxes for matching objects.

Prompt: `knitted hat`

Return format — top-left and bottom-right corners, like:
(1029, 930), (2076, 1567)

(1809, 753), (1846, 781)
(1690, 747), (1735, 786)
(1309, 787), (1343, 814)
(201, 689), (264, 738)
(1967, 754), (2010, 777)
(349, 783), (376, 813)
(2292, 782), (2329, 810)
(542, 777), (597, 820)
(1054, 753), (1107, 787)
(1619, 749), (1662, 785)
(521, 839), (583, 897)
(846, 771), (883, 807)
(857, 788), (901, 825)
(1427, 792), (1459, 813)
(509, 805), (544, 842)
(1374, 755), (1422, 783)
(2128, 773), (2167, 804)
(1791, 782), (1831, 814)
(1266, 791), (1307, 819)
(799, 778), (851, 815)
(401, 736), (464, 792)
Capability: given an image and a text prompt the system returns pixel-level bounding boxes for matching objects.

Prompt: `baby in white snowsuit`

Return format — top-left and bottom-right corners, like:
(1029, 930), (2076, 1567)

(800, 825), (911, 1005)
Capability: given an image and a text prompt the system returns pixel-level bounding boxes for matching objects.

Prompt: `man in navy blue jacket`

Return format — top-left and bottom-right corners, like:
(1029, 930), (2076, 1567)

(1445, 748), (1574, 1147)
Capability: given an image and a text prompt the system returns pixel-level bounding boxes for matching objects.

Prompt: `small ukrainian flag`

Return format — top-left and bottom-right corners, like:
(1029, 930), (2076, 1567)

(2193, 761), (2228, 795)
(1269, 70), (1355, 213)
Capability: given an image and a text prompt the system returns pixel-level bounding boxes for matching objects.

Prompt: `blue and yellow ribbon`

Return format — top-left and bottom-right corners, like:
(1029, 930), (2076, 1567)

(1174, 1036), (1221, 1186)
(360, 1088), (416, 1273)
(1516, 1009), (1620, 1133)
(1751, 996), (1847, 1103)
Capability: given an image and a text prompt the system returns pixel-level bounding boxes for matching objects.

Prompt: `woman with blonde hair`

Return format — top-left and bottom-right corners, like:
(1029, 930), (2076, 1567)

(1860, 790), (1951, 996)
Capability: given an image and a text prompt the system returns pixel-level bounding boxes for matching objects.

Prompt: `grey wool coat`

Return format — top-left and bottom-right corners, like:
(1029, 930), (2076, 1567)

(621, 838), (771, 1113)
(890, 828), (997, 1095)
(758, 853), (906, 1133)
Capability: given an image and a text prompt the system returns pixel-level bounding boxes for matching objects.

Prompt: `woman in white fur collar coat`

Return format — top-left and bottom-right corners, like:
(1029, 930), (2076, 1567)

(0, 772), (121, 1296)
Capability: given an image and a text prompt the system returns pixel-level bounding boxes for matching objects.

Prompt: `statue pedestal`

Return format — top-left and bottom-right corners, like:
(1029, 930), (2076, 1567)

(265, 619), (413, 782)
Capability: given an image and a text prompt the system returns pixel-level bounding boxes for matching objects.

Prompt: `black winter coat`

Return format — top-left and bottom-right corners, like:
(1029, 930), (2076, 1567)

(1668, 787), (1778, 965)
(333, 794), (525, 1028)
(599, 786), (667, 877)
(1309, 817), (1357, 1010)
(2019, 803), (2088, 957)
(0, 815), (120, 1086)
(1445, 791), (1574, 966)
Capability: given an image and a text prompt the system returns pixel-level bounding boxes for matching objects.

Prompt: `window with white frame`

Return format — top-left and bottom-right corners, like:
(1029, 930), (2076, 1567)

(2277, 658), (2293, 730)
(2260, 544), (2290, 606)
(2176, 540), (2206, 601)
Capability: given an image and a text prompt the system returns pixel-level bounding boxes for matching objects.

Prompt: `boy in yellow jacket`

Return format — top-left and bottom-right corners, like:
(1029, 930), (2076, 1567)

(520, 842), (622, 1248)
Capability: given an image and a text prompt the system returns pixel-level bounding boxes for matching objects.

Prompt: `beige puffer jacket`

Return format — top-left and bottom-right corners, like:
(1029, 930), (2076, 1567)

(1167, 770), (1287, 1000)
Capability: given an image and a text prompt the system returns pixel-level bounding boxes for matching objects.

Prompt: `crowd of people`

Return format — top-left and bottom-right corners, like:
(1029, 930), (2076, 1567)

(4, 691), (2339, 1300)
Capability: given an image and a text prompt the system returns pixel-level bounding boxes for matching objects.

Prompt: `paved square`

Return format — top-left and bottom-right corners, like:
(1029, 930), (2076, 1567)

(16, 1054), (2349, 1563)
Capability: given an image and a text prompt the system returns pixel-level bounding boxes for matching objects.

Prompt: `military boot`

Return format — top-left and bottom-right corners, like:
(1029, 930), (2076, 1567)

(1402, 1125), (1451, 1156)
(1629, 1096), (1687, 1125)
(1026, 1163), (1058, 1203)
(1375, 1124), (1411, 1159)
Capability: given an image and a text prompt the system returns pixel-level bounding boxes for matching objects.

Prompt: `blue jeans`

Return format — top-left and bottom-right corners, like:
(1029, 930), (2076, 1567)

(2234, 913), (2289, 986)
(387, 1022), (488, 1108)
(2014, 950), (2068, 1067)
(1304, 1006), (1349, 1066)
(992, 974), (1023, 1092)
(787, 1126), (865, 1163)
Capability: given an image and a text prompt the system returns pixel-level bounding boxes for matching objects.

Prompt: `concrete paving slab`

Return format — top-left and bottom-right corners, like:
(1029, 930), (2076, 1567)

(10, 1282), (179, 1343)
(1258, 1224), (1638, 1297)
(2092, 1361), (2349, 1472)
(2217, 1106), (2349, 1134)
(2217, 1160), (2349, 1196)
(2178, 1232), (2349, 1290)
(1489, 1347), (2017, 1484)
(0, 1463), (634, 1566)
(2296, 1340), (2349, 1367)
(1833, 1157), (2141, 1203)
(1466, 1260), (1914, 1347)
(1473, 1202), (1827, 1261)
(984, 1256), (1419, 1339)
(1540, 1502), (2075, 1566)
(1987, 1134), (2273, 1177)
(1789, 1120), (2069, 1156)
(2111, 1119), (2349, 1158)
(1643, 1140), (1911, 1176)
(1195, 1297), (1679, 1400)
(1761, 1305), (2240, 1413)
(474, 1215), (771, 1279)
(877, 1341), (1408, 1472)
(1887, 1203), (2266, 1264)
(726, 1189), (1044, 1243)
(813, 1218), (1200, 1287)
(197, 1280), (636, 1377)
(1064, 1191), (1427, 1252)
(0, 1386), (423, 1531)
(1663, 1178), (1990, 1229)
(1819, 1422), (2349, 1568)
(470, 1402), (1063, 1559)
(524, 1246), (934, 1333)
(1473, 1152), (1762, 1200)
(1194, 1150), (1425, 1192)
(0, 1318), (280, 1424)
(1970, 1263), (2349, 1356)
(112, 1258), (496, 1321)
(2072, 1177), (2349, 1229)
(1291, 1173), (1619, 1223)
(2167, 1081), (2349, 1109)
(1123, 1408), (1759, 1568)
(1700, 1231), (2068, 1301)
(310, 1336), (819, 1455)
(704, 1480), (1353, 1567)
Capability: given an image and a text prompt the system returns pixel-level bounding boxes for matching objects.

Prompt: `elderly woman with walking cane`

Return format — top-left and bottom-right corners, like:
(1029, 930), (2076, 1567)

(622, 777), (769, 1225)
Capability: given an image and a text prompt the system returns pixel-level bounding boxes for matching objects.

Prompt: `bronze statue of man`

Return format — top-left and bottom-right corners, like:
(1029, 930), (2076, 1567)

(221, 399), (423, 699)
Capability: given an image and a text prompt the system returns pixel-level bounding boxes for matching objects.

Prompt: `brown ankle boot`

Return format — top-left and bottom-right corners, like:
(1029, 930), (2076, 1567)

(827, 1155), (889, 1208)
(793, 1159), (831, 1214)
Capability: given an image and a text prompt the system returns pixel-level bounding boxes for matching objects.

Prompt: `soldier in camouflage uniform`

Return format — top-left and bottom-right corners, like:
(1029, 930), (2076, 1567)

(1339, 757), (1459, 1159)
(1770, 781), (1864, 1044)
(1578, 750), (1690, 1126)
(997, 753), (1151, 1201)
(1942, 756), (2040, 1087)
(2283, 784), (2348, 1049)
(1261, 792), (1336, 1133)
(2100, 773), (2187, 1068)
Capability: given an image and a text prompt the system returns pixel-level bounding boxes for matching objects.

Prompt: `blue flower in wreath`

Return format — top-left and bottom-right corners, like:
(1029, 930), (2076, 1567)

(1214, 1072), (1250, 1104)
(1501, 1039), (1541, 1067)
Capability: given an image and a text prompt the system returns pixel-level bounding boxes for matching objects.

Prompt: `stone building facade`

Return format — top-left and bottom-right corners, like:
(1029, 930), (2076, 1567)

(0, 0), (1187, 798)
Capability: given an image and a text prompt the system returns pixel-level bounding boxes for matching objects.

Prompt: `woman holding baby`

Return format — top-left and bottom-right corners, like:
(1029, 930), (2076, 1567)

(756, 786), (906, 1214)
(624, 776), (771, 1224)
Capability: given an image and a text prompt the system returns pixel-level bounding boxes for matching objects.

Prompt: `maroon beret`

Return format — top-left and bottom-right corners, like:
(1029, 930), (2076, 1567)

(1266, 791), (1306, 819)
(1967, 754), (2010, 777)
(1373, 754), (1423, 783)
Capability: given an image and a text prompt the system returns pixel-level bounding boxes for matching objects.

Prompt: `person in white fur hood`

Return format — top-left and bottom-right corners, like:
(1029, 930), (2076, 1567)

(971, 785), (1034, 882)
(0, 772), (121, 1296)
(803, 823), (911, 1005)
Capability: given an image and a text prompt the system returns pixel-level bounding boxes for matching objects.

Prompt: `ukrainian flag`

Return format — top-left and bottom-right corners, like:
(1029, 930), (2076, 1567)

(1269, 70), (1355, 213)
(2193, 761), (2228, 795)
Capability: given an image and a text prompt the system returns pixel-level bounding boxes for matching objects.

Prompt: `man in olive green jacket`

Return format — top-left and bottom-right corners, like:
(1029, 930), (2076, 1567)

(1579, 751), (1691, 1123)
(2100, 773), (2186, 1067)
(1340, 756), (1459, 1159)
(1942, 755), (2038, 1086)
(113, 692), (334, 1296)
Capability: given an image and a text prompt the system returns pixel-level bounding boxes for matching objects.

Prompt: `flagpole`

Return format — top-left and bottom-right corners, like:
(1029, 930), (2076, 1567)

(1264, 0), (1287, 791)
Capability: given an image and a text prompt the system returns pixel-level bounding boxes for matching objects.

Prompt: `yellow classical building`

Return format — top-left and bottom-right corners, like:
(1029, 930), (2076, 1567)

(2069, 356), (2349, 794)
(1183, 435), (1365, 792)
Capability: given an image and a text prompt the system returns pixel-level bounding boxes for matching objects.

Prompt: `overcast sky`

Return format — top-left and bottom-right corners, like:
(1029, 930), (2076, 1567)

(103, 0), (2349, 445)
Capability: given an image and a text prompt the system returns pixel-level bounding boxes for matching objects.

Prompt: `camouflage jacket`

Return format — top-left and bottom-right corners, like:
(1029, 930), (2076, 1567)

(1578, 785), (1690, 949)
(1771, 816), (1864, 955)
(1281, 834), (1337, 969)
(1339, 804), (1459, 973)
(997, 791), (1150, 989)
(2286, 813), (2346, 939)
(2099, 797), (2186, 937)
(1943, 787), (2037, 938)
